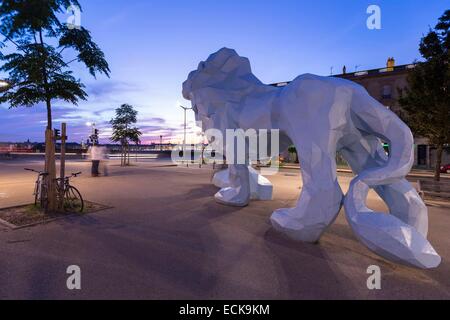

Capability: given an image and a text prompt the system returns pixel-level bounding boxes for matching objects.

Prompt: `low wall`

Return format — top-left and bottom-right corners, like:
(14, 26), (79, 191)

(1, 151), (174, 161)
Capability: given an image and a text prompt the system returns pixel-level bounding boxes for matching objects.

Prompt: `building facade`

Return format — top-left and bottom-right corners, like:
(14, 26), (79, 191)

(272, 59), (450, 168)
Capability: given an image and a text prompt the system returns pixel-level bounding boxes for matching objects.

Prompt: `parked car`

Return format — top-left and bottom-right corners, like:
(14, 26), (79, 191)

(440, 164), (450, 174)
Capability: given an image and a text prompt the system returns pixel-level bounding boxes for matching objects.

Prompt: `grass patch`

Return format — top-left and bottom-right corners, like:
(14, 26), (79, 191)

(0, 201), (111, 228)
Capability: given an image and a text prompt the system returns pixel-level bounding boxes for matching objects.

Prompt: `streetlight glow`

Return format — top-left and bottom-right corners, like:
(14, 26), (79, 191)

(0, 80), (10, 89)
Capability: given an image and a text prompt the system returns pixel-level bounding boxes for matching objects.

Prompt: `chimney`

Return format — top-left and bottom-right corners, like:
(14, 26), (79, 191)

(387, 57), (395, 68)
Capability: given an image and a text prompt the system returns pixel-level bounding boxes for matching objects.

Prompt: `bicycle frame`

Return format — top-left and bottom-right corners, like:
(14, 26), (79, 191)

(55, 172), (84, 212)
(55, 172), (81, 193)
(56, 177), (70, 195)
(26, 168), (49, 209)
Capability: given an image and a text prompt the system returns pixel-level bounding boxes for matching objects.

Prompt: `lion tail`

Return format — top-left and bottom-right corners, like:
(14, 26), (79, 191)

(343, 90), (441, 269)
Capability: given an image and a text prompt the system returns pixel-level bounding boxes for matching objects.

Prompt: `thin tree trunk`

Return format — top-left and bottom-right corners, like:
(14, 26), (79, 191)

(46, 99), (52, 130)
(127, 144), (130, 165)
(45, 98), (57, 212)
(435, 144), (444, 182)
(121, 144), (125, 166)
(123, 145), (125, 166)
(39, 29), (57, 212)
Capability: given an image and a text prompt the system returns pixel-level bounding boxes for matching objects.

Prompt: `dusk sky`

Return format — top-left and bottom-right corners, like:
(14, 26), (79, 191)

(0, 0), (448, 144)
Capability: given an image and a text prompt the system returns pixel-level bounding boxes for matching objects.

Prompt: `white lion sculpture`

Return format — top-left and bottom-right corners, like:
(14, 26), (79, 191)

(182, 48), (441, 269)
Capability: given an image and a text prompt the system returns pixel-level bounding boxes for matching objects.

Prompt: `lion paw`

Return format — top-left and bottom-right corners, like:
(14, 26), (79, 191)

(214, 187), (250, 207)
(270, 208), (330, 243)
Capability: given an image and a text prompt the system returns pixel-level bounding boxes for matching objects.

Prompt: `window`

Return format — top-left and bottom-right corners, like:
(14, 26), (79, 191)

(382, 85), (392, 99)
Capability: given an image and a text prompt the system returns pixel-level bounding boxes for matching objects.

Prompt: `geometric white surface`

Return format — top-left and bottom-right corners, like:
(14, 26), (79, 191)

(213, 166), (273, 201)
(183, 48), (441, 269)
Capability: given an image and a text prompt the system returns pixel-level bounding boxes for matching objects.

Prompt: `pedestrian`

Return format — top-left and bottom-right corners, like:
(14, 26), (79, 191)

(99, 146), (109, 176)
(88, 145), (101, 177)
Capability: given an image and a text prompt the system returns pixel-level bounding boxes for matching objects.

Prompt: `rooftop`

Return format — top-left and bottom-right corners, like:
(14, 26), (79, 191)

(270, 63), (417, 87)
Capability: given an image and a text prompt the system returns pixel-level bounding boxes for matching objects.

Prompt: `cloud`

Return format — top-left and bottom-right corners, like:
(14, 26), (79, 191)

(85, 80), (142, 99)
(0, 78), (198, 143)
(147, 117), (165, 124)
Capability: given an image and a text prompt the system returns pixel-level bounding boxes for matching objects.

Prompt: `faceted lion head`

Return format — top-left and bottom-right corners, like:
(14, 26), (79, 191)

(182, 48), (261, 132)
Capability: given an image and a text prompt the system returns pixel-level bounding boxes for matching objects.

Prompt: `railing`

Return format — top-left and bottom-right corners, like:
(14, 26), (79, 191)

(0, 147), (34, 153)
(417, 180), (450, 200)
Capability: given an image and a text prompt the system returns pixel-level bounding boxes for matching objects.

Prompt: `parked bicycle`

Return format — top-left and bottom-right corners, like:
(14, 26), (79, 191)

(25, 168), (49, 211)
(55, 172), (84, 213)
(25, 169), (84, 213)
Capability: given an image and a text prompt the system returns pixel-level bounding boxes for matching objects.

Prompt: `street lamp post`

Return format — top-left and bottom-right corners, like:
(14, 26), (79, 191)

(179, 105), (193, 167)
(86, 122), (97, 146)
(199, 131), (205, 168)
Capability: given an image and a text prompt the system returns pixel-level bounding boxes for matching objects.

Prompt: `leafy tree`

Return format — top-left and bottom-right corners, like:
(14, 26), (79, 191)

(399, 10), (449, 181)
(0, 0), (110, 211)
(110, 104), (142, 166)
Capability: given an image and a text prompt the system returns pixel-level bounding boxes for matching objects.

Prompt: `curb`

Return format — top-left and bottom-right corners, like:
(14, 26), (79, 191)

(425, 200), (450, 209)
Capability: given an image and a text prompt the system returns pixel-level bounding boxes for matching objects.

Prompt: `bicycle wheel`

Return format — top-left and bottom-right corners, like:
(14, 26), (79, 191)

(64, 186), (84, 213)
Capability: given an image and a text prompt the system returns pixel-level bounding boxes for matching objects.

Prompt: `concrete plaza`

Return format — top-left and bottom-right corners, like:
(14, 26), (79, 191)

(0, 159), (449, 299)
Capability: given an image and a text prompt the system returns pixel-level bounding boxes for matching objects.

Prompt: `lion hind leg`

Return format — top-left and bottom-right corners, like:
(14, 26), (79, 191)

(271, 141), (344, 242)
(339, 136), (428, 237)
(340, 137), (439, 268)
(345, 179), (440, 269)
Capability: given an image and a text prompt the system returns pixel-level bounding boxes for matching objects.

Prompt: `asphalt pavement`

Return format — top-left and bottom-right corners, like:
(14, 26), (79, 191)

(0, 159), (448, 299)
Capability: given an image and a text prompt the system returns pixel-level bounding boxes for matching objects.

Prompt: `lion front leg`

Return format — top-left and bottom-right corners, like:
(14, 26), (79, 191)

(271, 142), (344, 242)
(214, 164), (251, 207)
